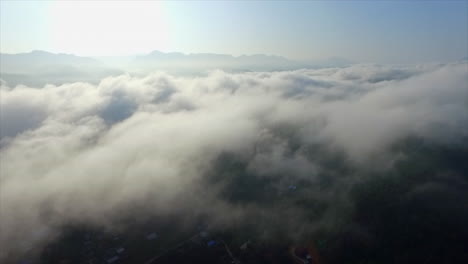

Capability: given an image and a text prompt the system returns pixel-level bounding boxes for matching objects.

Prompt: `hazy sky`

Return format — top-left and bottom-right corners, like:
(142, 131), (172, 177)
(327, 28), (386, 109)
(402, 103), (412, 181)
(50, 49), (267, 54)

(1, 1), (467, 63)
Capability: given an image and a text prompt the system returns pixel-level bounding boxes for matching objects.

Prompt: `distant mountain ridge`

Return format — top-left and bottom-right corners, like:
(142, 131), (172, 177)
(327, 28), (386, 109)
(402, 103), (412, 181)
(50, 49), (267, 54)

(1, 50), (99, 72)
(132, 50), (302, 72)
(0, 50), (353, 86)
(140, 50), (290, 61)
(0, 50), (121, 86)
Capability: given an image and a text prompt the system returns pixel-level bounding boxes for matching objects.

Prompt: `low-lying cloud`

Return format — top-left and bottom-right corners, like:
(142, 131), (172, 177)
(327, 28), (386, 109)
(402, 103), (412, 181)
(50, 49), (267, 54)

(1, 62), (467, 261)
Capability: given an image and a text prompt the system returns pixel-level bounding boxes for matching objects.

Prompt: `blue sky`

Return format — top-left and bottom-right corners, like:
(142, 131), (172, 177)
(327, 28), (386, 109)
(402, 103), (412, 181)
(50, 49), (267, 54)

(1, 1), (467, 63)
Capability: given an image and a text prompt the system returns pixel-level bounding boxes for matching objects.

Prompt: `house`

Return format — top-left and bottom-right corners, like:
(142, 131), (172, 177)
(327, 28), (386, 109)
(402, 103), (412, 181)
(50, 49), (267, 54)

(146, 232), (158, 240)
(106, 256), (119, 264)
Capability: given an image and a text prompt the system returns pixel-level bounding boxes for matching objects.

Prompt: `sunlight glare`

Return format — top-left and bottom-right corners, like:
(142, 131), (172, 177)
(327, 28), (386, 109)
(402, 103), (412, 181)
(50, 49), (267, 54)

(49, 1), (169, 56)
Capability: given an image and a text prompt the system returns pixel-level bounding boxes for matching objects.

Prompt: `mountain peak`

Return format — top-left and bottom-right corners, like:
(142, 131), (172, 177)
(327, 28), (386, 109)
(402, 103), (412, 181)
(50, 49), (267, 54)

(30, 50), (52, 55)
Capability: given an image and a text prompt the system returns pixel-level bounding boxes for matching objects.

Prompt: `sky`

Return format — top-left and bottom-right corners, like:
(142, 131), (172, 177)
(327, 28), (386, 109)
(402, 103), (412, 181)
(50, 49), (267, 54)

(1, 1), (467, 63)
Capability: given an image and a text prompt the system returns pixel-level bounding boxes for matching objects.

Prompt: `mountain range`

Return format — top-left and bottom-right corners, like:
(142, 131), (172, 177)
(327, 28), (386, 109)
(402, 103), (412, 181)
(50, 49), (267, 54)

(0, 50), (354, 86)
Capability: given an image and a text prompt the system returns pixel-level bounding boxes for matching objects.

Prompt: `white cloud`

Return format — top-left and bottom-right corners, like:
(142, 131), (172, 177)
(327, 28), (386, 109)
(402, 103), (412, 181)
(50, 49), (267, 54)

(0, 62), (467, 259)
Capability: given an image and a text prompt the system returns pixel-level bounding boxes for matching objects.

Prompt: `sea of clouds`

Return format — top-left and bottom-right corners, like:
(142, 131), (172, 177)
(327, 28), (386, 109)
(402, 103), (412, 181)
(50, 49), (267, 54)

(1, 62), (467, 260)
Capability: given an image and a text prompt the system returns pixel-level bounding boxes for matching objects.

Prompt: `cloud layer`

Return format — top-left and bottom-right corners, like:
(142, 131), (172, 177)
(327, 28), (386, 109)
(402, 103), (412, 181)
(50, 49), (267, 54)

(1, 62), (467, 260)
